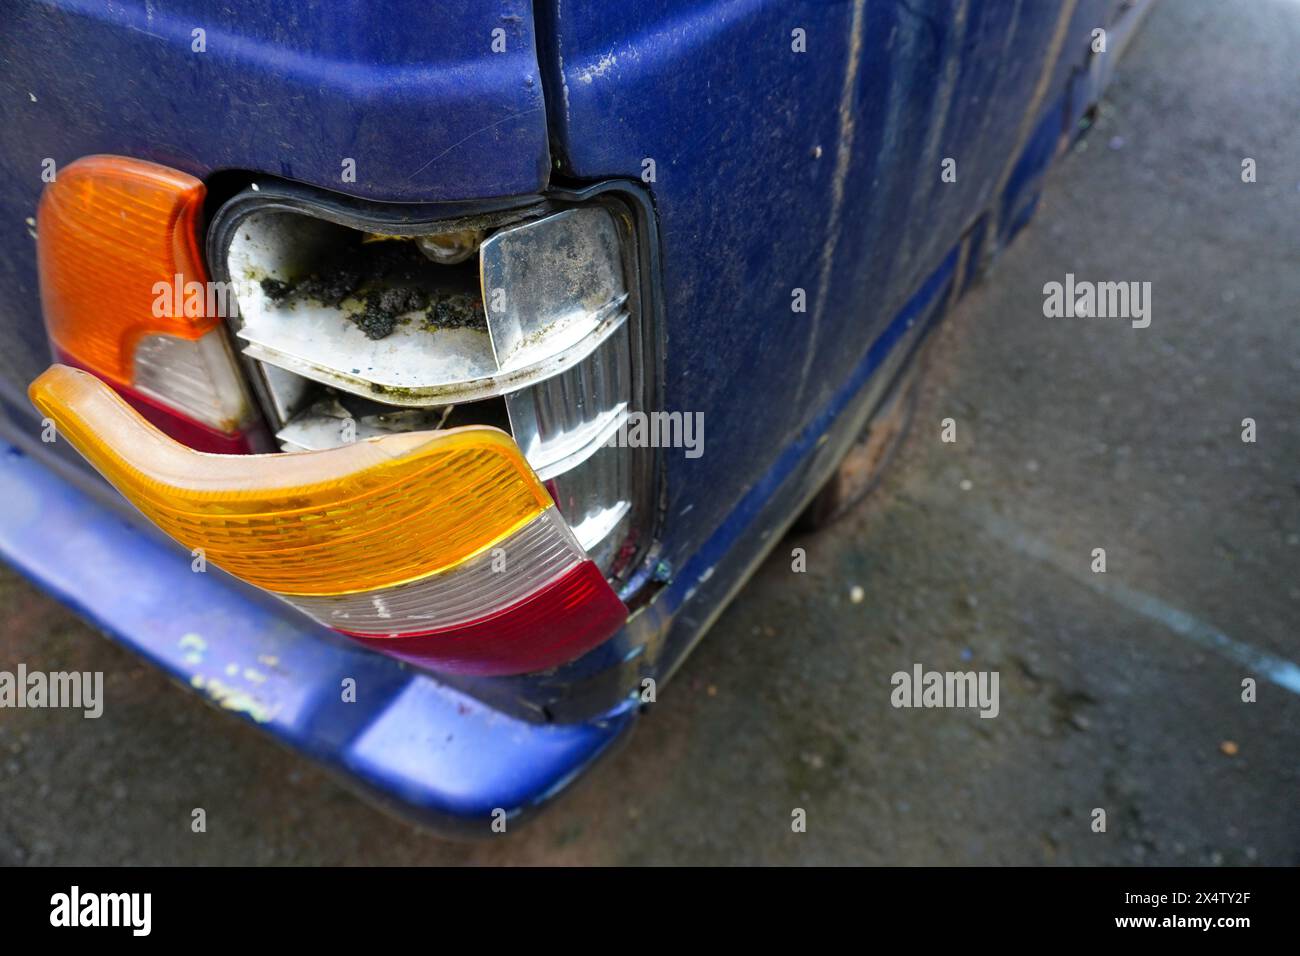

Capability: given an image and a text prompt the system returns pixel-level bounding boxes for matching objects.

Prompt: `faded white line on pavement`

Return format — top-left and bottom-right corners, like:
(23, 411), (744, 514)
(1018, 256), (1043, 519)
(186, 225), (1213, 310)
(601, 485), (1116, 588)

(937, 500), (1300, 696)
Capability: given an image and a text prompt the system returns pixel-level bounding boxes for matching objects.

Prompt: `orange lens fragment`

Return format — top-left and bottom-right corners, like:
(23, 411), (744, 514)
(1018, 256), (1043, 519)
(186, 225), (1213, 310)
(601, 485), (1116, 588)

(29, 364), (554, 596)
(37, 155), (213, 387)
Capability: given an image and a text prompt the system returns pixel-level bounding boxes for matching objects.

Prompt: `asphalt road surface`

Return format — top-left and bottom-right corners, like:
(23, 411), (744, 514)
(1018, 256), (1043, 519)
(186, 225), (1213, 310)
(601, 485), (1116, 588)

(2, 0), (1297, 864)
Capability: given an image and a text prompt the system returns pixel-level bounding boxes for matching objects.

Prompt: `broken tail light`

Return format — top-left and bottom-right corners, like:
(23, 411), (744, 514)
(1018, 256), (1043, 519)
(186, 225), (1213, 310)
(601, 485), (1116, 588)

(31, 156), (659, 674)
(209, 182), (659, 584)
(29, 364), (628, 676)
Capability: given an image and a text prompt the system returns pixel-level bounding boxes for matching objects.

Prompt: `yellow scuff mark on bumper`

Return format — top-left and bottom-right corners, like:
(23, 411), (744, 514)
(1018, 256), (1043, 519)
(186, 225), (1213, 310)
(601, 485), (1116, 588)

(190, 674), (277, 724)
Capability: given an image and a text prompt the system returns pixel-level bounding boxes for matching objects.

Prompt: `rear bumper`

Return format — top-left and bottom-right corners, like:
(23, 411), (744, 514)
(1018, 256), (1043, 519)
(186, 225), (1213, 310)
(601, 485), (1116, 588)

(0, 438), (634, 837)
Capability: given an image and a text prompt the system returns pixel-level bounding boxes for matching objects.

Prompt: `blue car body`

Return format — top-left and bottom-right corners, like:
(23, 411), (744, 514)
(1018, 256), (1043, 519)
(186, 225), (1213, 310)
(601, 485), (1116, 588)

(0, 0), (1151, 833)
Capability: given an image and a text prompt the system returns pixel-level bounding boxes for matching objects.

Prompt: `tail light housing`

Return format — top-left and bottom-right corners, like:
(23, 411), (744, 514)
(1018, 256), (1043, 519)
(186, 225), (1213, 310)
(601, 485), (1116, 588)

(30, 157), (662, 676)
(206, 180), (659, 581)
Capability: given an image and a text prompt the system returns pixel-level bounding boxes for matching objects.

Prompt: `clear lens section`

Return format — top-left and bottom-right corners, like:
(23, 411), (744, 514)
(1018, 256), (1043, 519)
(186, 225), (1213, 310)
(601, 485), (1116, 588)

(281, 506), (584, 636)
(545, 442), (633, 572)
(506, 331), (629, 480)
(484, 206), (644, 575)
(503, 327), (638, 573)
(480, 206), (629, 372)
(132, 330), (253, 432)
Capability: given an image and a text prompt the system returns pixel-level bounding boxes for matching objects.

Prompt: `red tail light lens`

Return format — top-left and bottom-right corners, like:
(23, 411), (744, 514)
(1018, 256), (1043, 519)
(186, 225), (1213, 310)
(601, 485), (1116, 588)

(346, 561), (628, 676)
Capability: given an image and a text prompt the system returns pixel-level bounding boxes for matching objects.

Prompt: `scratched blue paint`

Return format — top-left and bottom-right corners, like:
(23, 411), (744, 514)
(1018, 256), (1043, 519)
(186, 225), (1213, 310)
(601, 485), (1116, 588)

(536, 0), (1122, 576)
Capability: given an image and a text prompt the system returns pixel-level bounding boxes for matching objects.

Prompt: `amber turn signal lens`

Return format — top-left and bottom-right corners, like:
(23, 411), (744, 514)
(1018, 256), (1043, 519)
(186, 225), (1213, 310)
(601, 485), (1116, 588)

(29, 364), (554, 595)
(37, 155), (214, 386)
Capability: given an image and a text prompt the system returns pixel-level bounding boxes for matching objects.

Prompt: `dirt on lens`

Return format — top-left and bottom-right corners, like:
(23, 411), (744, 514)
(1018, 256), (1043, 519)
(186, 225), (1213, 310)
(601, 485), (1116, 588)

(259, 236), (488, 341)
(423, 293), (487, 332)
